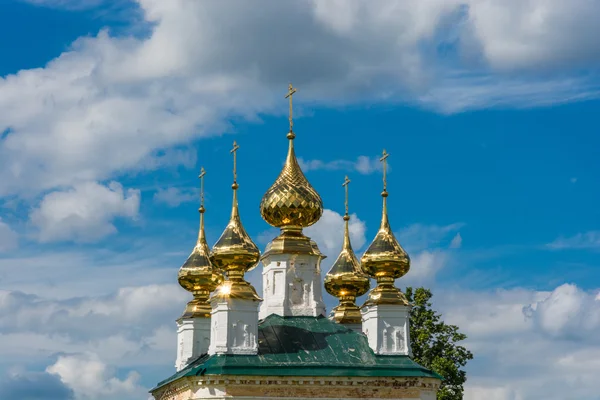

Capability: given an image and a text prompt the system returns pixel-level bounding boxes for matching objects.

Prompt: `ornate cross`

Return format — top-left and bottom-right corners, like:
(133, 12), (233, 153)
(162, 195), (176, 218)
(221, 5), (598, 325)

(285, 83), (297, 132)
(231, 141), (240, 184)
(199, 167), (206, 208)
(380, 149), (389, 192)
(342, 175), (351, 216)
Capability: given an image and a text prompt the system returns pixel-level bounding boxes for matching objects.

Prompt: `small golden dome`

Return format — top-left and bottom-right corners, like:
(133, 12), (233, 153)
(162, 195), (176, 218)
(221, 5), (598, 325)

(178, 169), (224, 318)
(210, 142), (261, 301)
(260, 132), (323, 229)
(361, 152), (410, 307)
(210, 185), (260, 275)
(361, 192), (410, 280)
(325, 177), (370, 324)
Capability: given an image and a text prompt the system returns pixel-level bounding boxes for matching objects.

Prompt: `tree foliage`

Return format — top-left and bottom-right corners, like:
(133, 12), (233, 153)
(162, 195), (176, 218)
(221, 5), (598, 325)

(405, 287), (474, 400)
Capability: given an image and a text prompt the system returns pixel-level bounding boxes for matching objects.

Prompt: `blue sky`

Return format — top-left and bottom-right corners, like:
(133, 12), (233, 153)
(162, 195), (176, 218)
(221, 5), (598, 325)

(0, 1), (599, 399)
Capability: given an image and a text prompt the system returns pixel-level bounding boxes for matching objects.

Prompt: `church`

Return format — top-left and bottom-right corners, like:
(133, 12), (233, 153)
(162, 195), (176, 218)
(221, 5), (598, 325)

(150, 85), (441, 400)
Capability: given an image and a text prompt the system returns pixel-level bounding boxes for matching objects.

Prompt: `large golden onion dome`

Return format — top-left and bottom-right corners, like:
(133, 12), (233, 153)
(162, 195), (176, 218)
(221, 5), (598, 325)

(361, 150), (410, 307)
(259, 84), (325, 259)
(210, 142), (261, 301)
(324, 176), (370, 325)
(260, 130), (323, 229)
(177, 168), (224, 318)
(260, 84), (322, 230)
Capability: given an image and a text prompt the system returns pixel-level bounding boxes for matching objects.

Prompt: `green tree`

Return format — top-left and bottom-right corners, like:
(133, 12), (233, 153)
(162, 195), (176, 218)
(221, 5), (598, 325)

(405, 286), (474, 400)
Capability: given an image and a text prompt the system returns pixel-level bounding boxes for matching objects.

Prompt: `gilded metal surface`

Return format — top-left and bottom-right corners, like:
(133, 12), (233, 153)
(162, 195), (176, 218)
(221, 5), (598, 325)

(325, 176), (370, 324)
(177, 167), (224, 318)
(260, 84), (323, 230)
(210, 142), (261, 301)
(361, 151), (411, 307)
(261, 227), (325, 259)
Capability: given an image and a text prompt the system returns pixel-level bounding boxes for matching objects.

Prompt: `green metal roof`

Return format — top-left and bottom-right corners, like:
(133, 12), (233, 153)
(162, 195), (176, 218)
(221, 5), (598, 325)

(152, 315), (441, 391)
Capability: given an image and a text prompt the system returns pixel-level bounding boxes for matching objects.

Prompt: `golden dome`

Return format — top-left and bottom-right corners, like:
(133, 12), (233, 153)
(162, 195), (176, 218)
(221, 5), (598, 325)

(324, 177), (370, 324)
(260, 131), (323, 229)
(361, 151), (410, 307)
(210, 142), (261, 301)
(177, 169), (223, 318)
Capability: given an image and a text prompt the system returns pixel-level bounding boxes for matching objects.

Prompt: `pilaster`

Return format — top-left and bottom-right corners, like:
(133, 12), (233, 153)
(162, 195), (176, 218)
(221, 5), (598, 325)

(209, 297), (260, 355)
(175, 317), (210, 371)
(361, 304), (412, 356)
(259, 253), (326, 319)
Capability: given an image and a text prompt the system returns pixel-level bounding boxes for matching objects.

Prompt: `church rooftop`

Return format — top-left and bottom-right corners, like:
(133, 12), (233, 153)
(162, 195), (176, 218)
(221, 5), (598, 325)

(153, 314), (440, 391)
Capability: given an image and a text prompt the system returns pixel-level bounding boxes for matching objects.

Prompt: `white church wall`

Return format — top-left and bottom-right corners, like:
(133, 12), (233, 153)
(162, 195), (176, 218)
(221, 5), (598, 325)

(362, 304), (412, 356)
(260, 253), (326, 319)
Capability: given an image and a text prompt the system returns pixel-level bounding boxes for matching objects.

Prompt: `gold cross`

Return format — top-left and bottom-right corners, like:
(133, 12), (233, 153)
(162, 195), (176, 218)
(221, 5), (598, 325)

(198, 167), (206, 208)
(380, 149), (389, 192)
(285, 83), (297, 132)
(342, 175), (351, 216)
(230, 141), (240, 184)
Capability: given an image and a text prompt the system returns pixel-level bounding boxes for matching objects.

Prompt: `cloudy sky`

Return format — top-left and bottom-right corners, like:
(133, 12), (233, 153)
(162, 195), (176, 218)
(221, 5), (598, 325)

(0, 1), (599, 399)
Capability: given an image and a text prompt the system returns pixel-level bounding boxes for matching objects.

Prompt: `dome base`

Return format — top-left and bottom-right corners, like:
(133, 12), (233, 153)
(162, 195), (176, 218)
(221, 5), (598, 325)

(261, 228), (325, 259)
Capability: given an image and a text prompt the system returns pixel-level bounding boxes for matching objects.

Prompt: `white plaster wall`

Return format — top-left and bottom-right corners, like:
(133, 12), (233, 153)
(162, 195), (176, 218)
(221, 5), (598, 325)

(362, 304), (412, 356)
(209, 298), (260, 355)
(175, 317), (210, 371)
(260, 253), (326, 319)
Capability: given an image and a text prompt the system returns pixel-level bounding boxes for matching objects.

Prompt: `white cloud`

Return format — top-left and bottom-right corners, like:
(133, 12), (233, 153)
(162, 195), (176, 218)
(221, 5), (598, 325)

(29, 181), (140, 243)
(437, 284), (600, 400)
(2, 1), (600, 199)
(524, 283), (600, 340)
(305, 208), (367, 257)
(465, 0), (600, 71)
(464, 385), (523, 400)
(404, 250), (449, 284)
(397, 222), (464, 252)
(47, 353), (145, 400)
(547, 231), (600, 250)
(0, 218), (18, 252)
(0, 247), (176, 299)
(153, 187), (197, 207)
(298, 155), (383, 174)
(449, 233), (462, 249)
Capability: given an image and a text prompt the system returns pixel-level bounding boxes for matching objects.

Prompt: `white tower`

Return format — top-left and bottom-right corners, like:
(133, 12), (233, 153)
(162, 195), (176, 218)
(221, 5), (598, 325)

(258, 84), (326, 320)
(175, 168), (223, 371)
(208, 141), (262, 356)
(361, 150), (412, 356)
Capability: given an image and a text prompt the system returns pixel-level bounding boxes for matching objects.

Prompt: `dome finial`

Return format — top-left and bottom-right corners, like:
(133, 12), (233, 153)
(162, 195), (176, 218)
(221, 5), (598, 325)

(210, 142), (261, 301)
(325, 176), (370, 324)
(177, 167), (224, 318)
(361, 150), (411, 307)
(260, 84), (324, 256)
(285, 83), (297, 136)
